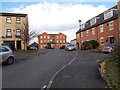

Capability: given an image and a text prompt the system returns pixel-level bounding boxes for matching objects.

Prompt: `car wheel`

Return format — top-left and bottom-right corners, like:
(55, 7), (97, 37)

(6, 57), (14, 65)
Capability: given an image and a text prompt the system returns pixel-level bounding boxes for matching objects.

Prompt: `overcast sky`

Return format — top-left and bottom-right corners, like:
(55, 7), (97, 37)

(1, 1), (117, 43)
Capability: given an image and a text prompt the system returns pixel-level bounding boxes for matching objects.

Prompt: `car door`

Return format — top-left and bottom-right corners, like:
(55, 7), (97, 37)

(1, 47), (10, 62)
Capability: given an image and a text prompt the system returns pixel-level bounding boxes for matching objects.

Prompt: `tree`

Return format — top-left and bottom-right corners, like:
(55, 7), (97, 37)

(15, 21), (39, 50)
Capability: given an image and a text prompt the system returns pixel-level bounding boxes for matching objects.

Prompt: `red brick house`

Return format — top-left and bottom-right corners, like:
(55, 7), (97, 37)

(38, 32), (67, 49)
(76, 5), (119, 49)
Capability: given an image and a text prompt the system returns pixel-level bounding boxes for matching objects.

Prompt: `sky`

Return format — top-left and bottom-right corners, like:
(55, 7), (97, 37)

(0, 0), (118, 43)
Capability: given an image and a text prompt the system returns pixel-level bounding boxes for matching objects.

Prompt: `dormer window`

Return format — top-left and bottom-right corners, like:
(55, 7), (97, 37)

(81, 23), (85, 29)
(90, 17), (96, 26)
(104, 10), (113, 20)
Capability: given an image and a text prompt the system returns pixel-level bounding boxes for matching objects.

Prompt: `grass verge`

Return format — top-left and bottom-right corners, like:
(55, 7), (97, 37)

(99, 48), (120, 90)
(15, 50), (39, 54)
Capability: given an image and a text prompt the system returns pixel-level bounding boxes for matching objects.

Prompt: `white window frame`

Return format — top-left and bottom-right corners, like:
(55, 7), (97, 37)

(48, 36), (50, 39)
(6, 17), (11, 23)
(40, 40), (42, 44)
(16, 29), (21, 36)
(16, 17), (21, 23)
(100, 37), (104, 45)
(81, 23), (85, 29)
(57, 40), (59, 43)
(90, 17), (96, 26)
(104, 10), (113, 20)
(100, 25), (104, 33)
(109, 21), (114, 30)
(44, 36), (46, 39)
(92, 28), (95, 35)
(6, 29), (12, 37)
(60, 40), (62, 43)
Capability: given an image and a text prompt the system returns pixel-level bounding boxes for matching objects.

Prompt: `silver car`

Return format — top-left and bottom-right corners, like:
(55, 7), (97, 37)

(103, 44), (116, 53)
(0, 45), (15, 65)
(65, 44), (76, 51)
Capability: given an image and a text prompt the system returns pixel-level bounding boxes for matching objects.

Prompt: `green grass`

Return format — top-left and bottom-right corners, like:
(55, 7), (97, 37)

(100, 49), (120, 90)
(15, 50), (39, 53)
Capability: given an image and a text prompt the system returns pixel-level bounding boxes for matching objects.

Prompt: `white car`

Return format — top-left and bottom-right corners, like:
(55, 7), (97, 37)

(0, 45), (15, 65)
(65, 44), (76, 51)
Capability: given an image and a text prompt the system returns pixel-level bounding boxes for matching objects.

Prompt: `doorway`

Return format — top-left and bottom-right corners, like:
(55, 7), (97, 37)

(110, 37), (114, 44)
(17, 41), (21, 50)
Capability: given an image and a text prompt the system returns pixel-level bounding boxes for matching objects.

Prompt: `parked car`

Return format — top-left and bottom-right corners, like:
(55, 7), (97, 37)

(0, 45), (15, 65)
(30, 46), (37, 50)
(103, 44), (116, 53)
(65, 44), (76, 51)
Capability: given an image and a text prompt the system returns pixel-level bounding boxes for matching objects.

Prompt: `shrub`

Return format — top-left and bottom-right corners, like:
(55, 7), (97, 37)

(60, 46), (65, 49)
(82, 40), (99, 50)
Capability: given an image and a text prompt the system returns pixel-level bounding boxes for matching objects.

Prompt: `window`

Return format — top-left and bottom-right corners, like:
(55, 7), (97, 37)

(92, 28), (95, 35)
(60, 36), (63, 39)
(104, 10), (113, 20)
(81, 23), (85, 29)
(40, 40), (42, 44)
(16, 17), (21, 23)
(100, 25), (104, 33)
(1, 47), (9, 52)
(44, 40), (46, 44)
(40, 36), (42, 39)
(60, 40), (62, 43)
(81, 32), (83, 37)
(44, 36), (46, 39)
(48, 36), (50, 39)
(90, 17), (96, 26)
(57, 36), (59, 39)
(16, 29), (21, 36)
(6, 17), (11, 23)
(109, 21), (114, 30)
(100, 37), (104, 45)
(57, 40), (59, 43)
(6, 29), (12, 37)
(52, 37), (54, 39)
(86, 30), (89, 36)
(63, 40), (65, 43)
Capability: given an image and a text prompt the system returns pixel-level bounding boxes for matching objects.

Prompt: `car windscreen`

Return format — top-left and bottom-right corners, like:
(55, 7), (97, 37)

(67, 44), (74, 46)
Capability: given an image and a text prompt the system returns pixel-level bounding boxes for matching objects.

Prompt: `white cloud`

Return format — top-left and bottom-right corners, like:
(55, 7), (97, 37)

(10, 2), (108, 43)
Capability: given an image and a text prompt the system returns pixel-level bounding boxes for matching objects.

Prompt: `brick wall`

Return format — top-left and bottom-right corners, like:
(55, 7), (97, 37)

(38, 32), (67, 49)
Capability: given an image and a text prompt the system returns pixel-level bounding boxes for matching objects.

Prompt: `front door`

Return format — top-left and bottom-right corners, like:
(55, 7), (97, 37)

(110, 37), (114, 44)
(17, 41), (21, 50)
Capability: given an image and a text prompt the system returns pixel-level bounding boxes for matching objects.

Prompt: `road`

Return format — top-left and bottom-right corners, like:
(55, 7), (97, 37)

(2, 49), (108, 89)
(2, 49), (76, 88)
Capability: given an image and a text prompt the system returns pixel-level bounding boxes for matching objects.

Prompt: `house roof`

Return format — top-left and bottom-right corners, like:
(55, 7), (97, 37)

(76, 5), (119, 34)
(0, 12), (27, 17)
(49, 34), (57, 37)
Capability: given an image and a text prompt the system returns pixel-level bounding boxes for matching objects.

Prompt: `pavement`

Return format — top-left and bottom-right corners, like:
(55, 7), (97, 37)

(50, 50), (109, 88)
(14, 49), (48, 62)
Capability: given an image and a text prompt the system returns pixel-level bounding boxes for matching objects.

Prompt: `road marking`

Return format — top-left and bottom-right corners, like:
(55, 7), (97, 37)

(47, 51), (78, 89)
(41, 85), (47, 90)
